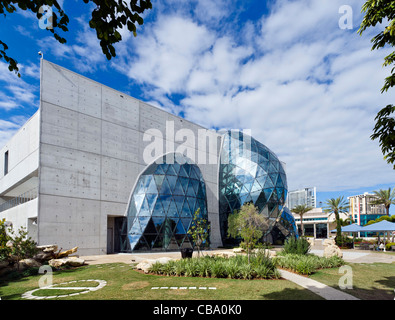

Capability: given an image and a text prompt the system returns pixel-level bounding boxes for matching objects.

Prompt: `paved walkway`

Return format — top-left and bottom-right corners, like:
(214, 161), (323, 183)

(278, 269), (359, 300)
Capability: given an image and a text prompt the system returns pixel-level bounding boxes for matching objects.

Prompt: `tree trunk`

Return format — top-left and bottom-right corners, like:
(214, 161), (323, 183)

(300, 215), (304, 237)
(335, 211), (342, 244)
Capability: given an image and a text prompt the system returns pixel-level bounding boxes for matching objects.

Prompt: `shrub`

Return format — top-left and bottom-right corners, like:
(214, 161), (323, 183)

(273, 253), (345, 275)
(385, 242), (395, 250)
(283, 237), (310, 255)
(148, 251), (280, 280)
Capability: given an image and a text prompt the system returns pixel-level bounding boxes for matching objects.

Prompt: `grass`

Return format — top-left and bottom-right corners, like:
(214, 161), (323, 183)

(310, 262), (395, 300)
(0, 262), (322, 300)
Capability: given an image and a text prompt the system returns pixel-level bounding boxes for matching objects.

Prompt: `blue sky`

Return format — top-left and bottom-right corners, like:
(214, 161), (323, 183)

(0, 0), (394, 214)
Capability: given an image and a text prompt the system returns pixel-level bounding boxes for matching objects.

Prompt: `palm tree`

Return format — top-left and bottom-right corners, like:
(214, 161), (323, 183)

(324, 196), (349, 244)
(369, 187), (395, 216)
(292, 204), (313, 237)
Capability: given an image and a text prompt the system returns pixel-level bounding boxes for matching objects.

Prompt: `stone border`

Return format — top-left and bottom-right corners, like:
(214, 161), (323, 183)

(21, 279), (107, 300)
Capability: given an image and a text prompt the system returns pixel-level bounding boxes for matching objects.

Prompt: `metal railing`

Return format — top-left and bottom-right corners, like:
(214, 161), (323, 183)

(0, 186), (38, 213)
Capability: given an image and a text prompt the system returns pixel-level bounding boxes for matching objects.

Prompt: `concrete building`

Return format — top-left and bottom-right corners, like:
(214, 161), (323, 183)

(348, 192), (386, 226)
(287, 187), (316, 210)
(0, 59), (289, 255)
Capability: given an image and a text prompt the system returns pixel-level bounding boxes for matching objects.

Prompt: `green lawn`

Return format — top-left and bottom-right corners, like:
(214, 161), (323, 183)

(310, 262), (395, 300)
(0, 263), (322, 300)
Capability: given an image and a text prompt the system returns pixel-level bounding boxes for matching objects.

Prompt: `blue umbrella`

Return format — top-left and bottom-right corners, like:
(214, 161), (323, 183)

(341, 224), (364, 232)
(361, 220), (395, 252)
(360, 220), (395, 232)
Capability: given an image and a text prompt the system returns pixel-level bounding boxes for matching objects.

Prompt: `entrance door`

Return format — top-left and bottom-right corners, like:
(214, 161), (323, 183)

(107, 227), (114, 254)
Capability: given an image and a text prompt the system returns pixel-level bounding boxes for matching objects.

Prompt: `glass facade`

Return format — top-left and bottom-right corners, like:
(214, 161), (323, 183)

(121, 154), (208, 252)
(219, 130), (288, 245)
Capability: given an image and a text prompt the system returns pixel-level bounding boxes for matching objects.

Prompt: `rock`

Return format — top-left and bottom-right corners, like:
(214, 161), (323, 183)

(49, 257), (85, 268)
(18, 258), (42, 270)
(324, 244), (343, 258)
(323, 239), (336, 246)
(135, 257), (174, 273)
(57, 246), (78, 258)
(37, 244), (58, 253)
(233, 247), (245, 253)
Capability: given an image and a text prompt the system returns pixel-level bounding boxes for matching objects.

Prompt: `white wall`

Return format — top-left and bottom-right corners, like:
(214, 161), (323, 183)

(38, 60), (222, 255)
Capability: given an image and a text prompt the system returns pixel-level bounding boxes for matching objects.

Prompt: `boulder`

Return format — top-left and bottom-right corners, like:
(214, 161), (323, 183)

(135, 257), (174, 273)
(37, 244), (58, 253)
(18, 258), (42, 270)
(49, 257), (85, 268)
(323, 239), (336, 246)
(323, 244), (343, 258)
(57, 246), (78, 258)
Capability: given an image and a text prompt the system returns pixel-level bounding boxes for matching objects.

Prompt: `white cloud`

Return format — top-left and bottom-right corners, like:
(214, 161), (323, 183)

(121, 0), (395, 192)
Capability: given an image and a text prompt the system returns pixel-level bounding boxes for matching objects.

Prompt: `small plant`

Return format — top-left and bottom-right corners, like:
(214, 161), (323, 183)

(227, 203), (267, 263)
(283, 236), (310, 255)
(187, 208), (210, 257)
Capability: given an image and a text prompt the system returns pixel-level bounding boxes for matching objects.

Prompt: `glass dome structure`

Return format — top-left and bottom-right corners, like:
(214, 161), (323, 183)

(270, 206), (299, 242)
(121, 153), (208, 252)
(218, 130), (288, 245)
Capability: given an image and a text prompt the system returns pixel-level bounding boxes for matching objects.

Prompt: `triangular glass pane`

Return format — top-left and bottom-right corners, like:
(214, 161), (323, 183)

(264, 175), (274, 188)
(172, 163), (180, 174)
(186, 180), (195, 196)
(178, 166), (188, 177)
(133, 194), (145, 212)
(256, 165), (266, 177)
(128, 235), (141, 251)
(251, 180), (262, 193)
(196, 184), (205, 199)
(166, 175), (177, 192)
(152, 217), (166, 233)
(160, 177), (172, 194)
(276, 175), (284, 188)
(166, 165), (177, 176)
(144, 233), (157, 248)
(146, 177), (158, 194)
(179, 176), (189, 194)
(175, 234), (185, 247)
(269, 173), (278, 185)
(138, 216), (150, 232)
(264, 188), (273, 201)
(174, 219), (186, 235)
(152, 200), (165, 217)
(190, 166), (199, 180)
(134, 236), (150, 251)
(146, 193), (158, 212)
(128, 218), (141, 235)
(154, 165), (165, 175)
(180, 218), (191, 232)
(173, 196), (184, 214)
(187, 198), (197, 215)
(250, 190), (261, 204)
(167, 199), (179, 217)
(154, 175), (165, 191)
(173, 179), (185, 195)
(180, 200), (192, 218)
(138, 197), (151, 216)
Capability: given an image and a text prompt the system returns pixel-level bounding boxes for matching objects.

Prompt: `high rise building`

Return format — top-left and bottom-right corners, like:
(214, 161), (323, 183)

(287, 187), (316, 210)
(348, 192), (386, 226)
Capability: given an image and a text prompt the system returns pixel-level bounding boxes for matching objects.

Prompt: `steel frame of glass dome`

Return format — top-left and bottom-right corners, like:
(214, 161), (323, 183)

(218, 130), (288, 245)
(121, 154), (208, 252)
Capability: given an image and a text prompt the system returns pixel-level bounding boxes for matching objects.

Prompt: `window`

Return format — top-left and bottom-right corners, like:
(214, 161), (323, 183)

(4, 151), (8, 176)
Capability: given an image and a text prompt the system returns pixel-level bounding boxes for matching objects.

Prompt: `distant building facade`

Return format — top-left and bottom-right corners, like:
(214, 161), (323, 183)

(347, 192), (386, 226)
(287, 187), (316, 210)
